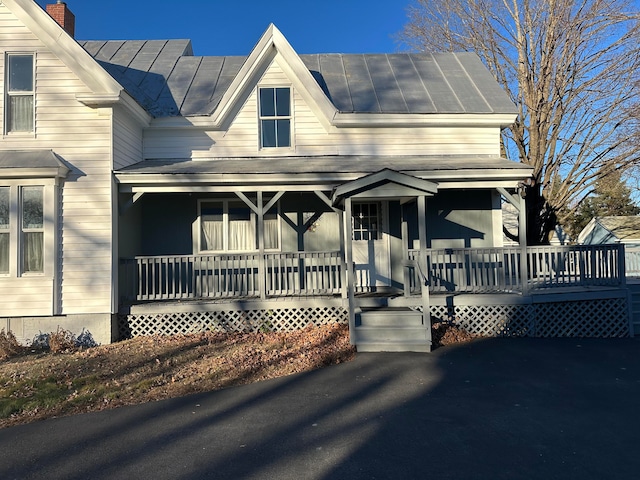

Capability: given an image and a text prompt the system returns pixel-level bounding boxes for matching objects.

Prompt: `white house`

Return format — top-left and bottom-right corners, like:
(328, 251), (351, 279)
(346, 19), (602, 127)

(0, 1), (631, 351)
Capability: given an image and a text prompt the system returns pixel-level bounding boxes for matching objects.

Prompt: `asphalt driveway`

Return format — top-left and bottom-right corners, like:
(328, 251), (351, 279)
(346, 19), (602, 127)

(1, 337), (640, 479)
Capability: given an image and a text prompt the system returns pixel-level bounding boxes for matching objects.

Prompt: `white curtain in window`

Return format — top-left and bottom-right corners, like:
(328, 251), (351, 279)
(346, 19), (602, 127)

(9, 96), (34, 132)
(23, 231), (43, 272)
(201, 219), (223, 251)
(229, 219), (254, 251)
(264, 218), (279, 249)
(0, 233), (8, 273)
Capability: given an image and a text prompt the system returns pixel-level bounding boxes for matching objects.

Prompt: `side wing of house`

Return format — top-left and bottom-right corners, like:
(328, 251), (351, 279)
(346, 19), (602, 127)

(0, 0), (146, 344)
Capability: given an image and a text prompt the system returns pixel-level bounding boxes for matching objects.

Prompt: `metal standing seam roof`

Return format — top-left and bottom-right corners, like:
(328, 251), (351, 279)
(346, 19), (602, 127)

(78, 40), (517, 118)
(114, 155), (532, 177)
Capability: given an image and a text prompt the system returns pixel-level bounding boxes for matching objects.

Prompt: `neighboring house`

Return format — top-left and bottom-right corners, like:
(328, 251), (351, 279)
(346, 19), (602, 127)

(578, 216), (640, 247)
(0, 1), (631, 350)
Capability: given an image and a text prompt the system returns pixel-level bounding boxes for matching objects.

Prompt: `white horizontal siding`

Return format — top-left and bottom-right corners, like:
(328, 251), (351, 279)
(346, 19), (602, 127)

(113, 105), (143, 169)
(0, 277), (54, 316)
(0, 5), (115, 317)
(144, 54), (503, 160)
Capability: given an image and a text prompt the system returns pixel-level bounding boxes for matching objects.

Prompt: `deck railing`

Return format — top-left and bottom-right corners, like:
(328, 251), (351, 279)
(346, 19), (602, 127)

(120, 251), (342, 302)
(625, 247), (640, 278)
(407, 244), (625, 294)
(121, 245), (626, 302)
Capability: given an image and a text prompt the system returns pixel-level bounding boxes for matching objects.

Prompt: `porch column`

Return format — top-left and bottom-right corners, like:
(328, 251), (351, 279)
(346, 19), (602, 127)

(257, 191), (267, 300)
(344, 197), (356, 344)
(417, 195), (430, 326)
(401, 204), (410, 297)
(519, 193), (528, 295)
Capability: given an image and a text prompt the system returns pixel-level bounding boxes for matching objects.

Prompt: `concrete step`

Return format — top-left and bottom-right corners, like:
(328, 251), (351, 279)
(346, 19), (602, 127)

(357, 307), (424, 327)
(356, 340), (431, 353)
(355, 325), (429, 343)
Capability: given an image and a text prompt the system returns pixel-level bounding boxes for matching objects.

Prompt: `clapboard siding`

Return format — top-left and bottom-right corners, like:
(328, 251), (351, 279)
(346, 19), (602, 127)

(0, 278), (54, 317)
(113, 105), (143, 169)
(143, 54), (502, 160)
(0, 5), (114, 316)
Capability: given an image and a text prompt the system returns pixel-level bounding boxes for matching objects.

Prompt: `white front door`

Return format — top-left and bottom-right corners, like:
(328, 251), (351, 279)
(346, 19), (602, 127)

(352, 201), (391, 291)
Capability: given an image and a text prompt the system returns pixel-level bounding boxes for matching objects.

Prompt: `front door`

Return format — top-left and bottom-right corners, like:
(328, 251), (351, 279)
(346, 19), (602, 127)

(352, 201), (391, 292)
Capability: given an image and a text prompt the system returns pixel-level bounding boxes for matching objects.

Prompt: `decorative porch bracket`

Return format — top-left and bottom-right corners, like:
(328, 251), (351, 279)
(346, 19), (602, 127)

(234, 191), (286, 299)
(119, 192), (144, 215)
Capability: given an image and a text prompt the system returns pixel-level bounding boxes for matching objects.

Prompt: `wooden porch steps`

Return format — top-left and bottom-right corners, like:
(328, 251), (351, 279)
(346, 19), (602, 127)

(355, 307), (432, 353)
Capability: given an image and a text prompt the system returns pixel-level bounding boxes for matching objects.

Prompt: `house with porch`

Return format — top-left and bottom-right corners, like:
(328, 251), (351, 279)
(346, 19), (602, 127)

(0, 0), (631, 351)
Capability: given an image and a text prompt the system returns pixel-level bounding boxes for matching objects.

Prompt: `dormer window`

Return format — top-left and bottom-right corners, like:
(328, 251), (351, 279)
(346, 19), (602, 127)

(5, 53), (35, 134)
(259, 87), (291, 148)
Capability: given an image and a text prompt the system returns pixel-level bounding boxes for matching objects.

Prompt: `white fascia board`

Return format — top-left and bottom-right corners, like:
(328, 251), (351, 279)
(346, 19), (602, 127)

(0, 166), (69, 179)
(150, 112), (517, 131)
(333, 113), (517, 128)
(4, 0), (122, 95)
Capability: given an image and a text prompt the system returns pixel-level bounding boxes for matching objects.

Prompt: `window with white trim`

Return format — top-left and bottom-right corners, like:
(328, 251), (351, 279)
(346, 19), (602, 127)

(5, 53), (35, 134)
(0, 184), (47, 276)
(199, 199), (279, 252)
(258, 87), (291, 148)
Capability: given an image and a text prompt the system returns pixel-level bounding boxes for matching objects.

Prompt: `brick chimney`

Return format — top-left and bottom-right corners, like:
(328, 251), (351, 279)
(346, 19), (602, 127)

(46, 1), (75, 38)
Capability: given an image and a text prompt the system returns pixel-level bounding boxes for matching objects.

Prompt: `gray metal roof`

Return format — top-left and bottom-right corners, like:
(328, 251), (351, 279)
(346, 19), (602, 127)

(115, 155), (531, 177)
(79, 40), (516, 118)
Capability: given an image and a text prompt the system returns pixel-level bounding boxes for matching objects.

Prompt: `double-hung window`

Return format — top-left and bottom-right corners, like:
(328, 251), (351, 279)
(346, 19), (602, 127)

(0, 184), (46, 276)
(6, 53), (35, 134)
(259, 87), (291, 148)
(199, 199), (279, 252)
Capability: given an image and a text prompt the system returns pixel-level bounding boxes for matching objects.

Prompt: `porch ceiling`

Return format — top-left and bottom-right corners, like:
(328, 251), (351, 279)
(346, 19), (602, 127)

(115, 155), (533, 192)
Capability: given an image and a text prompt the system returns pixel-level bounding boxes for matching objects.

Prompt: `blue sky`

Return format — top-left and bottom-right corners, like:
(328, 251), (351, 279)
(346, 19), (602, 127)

(36, 1), (411, 56)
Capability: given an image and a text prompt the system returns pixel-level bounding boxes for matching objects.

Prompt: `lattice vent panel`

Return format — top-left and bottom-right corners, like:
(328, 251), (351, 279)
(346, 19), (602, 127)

(533, 297), (629, 338)
(435, 305), (533, 337)
(429, 298), (629, 338)
(118, 306), (348, 339)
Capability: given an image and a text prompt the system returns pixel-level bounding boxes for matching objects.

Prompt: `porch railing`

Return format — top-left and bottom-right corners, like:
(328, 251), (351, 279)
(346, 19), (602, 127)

(625, 247), (640, 278)
(121, 245), (626, 303)
(120, 251), (342, 302)
(407, 244), (625, 294)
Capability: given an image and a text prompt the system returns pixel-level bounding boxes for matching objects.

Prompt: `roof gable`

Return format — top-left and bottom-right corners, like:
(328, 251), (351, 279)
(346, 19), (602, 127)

(332, 169), (439, 206)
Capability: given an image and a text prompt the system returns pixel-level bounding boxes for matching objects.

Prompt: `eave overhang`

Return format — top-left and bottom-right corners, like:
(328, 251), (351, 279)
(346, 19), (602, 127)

(0, 150), (70, 179)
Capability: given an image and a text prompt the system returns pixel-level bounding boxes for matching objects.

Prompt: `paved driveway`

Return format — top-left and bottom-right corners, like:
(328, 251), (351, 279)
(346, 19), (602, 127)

(1, 337), (640, 479)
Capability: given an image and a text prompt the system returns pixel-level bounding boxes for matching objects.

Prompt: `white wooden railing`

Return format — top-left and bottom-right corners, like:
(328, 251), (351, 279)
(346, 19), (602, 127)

(120, 251), (342, 302)
(121, 245), (626, 302)
(625, 247), (640, 278)
(407, 244), (625, 294)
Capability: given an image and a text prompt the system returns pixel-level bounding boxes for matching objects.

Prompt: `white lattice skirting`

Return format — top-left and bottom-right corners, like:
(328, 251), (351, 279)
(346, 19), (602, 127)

(118, 306), (349, 338)
(118, 295), (630, 339)
(430, 296), (630, 338)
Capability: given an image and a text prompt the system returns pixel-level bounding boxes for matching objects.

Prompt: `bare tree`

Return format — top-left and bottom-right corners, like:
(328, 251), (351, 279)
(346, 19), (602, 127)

(400, 0), (640, 244)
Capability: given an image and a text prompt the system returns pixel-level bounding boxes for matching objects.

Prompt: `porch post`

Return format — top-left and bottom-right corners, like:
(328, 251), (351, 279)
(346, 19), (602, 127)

(338, 207), (347, 301)
(344, 197), (356, 345)
(401, 204), (410, 297)
(519, 193), (528, 295)
(257, 191), (267, 300)
(417, 195), (430, 326)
